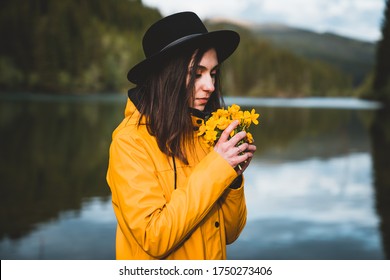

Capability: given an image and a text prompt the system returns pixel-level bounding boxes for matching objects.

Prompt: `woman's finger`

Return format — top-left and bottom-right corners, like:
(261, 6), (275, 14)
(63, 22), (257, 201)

(228, 130), (247, 148)
(218, 120), (239, 143)
(244, 144), (257, 153)
(236, 142), (249, 154)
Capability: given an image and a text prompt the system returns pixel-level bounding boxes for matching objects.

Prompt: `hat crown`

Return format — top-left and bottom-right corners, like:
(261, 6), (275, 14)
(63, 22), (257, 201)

(142, 12), (208, 58)
(128, 11), (239, 84)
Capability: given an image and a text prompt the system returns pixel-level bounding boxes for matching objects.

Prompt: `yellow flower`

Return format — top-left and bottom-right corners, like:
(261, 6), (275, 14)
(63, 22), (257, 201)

(197, 104), (260, 148)
(242, 109), (259, 126)
(228, 104), (241, 114)
(231, 110), (243, 123)
(216, 116), (231, 130)
(243, 110), (252, 126)
(205, 116), (217, 131)
(213, 108), (229, 119)
(246, 132), (254, 143)
(249, 109), (260, 125)
(204, 130), (217, 145)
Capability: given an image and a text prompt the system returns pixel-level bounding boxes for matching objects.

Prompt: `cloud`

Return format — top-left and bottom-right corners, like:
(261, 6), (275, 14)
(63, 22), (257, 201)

(143, 0), (385, 41)
(143, 0), (246, 20)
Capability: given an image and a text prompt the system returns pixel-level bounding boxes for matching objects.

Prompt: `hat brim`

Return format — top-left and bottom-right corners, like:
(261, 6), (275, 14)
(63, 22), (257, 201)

(127, 30), (240, 84)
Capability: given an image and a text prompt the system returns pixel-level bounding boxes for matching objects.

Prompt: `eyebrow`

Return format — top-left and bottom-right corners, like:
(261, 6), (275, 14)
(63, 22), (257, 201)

(193, 64), (219, 72)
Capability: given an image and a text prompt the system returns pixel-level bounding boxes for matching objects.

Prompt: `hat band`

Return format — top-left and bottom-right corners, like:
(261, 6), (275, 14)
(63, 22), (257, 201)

(160, 33), (205, 53)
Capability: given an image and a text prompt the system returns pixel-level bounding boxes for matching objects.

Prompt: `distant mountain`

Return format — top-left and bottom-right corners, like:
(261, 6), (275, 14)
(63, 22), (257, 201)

(209, 19), (376, 87)
(253, 24), (376, 86)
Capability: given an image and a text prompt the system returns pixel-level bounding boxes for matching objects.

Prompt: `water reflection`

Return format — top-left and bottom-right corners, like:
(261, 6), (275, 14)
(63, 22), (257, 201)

(0, 96), (388, 259)
(228, 153), (383, 259)
(0, 98), (124, 241)
(0, 197), (116, 259)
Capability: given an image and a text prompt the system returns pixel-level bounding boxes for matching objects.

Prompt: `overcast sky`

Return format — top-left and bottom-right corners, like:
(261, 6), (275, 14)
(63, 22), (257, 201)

(142, 0), (386, 42)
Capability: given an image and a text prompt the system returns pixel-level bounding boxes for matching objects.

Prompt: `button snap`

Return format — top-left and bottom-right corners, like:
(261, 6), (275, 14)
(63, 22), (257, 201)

(215, 221), (220, 228)
(196, 119), (203, 124)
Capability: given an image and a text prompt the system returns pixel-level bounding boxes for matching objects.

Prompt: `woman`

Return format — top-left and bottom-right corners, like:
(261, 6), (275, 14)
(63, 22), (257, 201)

(106, 11), (256, 260)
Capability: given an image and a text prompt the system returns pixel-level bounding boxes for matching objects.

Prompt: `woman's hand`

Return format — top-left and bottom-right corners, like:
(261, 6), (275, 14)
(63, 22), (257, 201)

(213, 120), (257, 175)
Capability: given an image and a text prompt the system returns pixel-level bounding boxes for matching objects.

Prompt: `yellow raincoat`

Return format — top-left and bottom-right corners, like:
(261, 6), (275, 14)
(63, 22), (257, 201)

(106, 98), (247, 259)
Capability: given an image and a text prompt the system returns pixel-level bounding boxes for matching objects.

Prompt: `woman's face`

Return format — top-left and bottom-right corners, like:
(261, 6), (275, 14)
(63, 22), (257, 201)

(187, 48), (218, 111)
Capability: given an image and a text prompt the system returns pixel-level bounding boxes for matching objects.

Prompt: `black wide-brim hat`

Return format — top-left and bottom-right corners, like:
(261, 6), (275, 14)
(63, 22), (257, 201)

(127, 11), (240, 84)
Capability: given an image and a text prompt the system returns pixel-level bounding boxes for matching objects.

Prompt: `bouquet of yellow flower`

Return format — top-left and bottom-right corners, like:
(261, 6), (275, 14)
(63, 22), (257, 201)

(197, 104), (260, 148)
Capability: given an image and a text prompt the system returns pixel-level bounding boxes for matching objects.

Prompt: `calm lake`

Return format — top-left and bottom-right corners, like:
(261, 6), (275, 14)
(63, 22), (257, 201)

(0, 94), (389, 260)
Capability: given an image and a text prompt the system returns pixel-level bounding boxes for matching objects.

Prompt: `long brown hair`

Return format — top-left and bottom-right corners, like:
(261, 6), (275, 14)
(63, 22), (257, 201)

(136, 46), (224, 164)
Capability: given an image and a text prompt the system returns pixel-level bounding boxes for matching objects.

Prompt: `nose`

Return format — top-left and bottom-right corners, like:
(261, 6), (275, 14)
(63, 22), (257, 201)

(203, 74), (215, 93)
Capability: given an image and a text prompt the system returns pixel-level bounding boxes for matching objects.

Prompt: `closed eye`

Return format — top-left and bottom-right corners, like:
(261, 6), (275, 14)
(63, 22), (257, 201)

(192, 66), (218, 79)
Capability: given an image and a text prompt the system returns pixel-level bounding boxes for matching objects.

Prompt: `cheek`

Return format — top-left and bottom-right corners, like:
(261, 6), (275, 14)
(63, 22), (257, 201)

(193, 79), (201, 93)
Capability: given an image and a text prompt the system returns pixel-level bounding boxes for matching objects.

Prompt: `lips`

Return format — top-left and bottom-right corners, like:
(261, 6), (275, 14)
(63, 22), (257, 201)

(197, 98), (209, 104)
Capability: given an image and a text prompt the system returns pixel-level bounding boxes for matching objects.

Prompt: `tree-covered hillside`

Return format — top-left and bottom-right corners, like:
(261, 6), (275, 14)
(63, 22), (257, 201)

(208, 22), (352, 97)
(252, 24), (376, 87)
(0, 0), (367, 97)
(0, 0), (161, 93)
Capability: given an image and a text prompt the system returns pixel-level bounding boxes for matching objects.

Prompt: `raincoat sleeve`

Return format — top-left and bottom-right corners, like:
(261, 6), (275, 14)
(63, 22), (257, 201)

(220, 176), (247, 244)
(107, 130), (238, 259)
